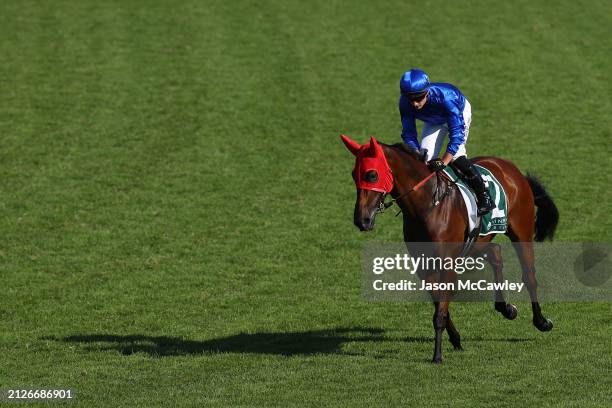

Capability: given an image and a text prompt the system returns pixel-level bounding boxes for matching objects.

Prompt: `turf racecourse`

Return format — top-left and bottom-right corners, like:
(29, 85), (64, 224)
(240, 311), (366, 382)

(0, 0), (610, 406)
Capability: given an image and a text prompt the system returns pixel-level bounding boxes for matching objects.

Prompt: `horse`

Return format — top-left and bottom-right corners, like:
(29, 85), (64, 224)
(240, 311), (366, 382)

(341, 134), (559, 363)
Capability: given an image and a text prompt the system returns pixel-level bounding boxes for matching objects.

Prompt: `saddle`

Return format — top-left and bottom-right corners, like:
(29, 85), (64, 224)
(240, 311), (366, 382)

(442, 163), (508, 237)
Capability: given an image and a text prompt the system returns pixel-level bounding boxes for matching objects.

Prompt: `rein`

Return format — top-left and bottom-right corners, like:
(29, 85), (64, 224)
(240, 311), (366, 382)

(377, 170), (455, 216)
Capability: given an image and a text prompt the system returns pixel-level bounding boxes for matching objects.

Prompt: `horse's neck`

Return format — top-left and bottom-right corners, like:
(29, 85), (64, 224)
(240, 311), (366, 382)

(385, 146), (437, 221)
(385, 147), (433, 196)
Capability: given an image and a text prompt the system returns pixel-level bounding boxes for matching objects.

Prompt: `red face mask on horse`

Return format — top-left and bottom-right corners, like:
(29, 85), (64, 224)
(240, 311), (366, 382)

(340, 135), (394, 193)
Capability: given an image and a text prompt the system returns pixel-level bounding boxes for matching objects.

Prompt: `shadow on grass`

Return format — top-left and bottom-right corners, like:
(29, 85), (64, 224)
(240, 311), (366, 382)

(42, 328), (534, 357)
(43, 327), (412, 357)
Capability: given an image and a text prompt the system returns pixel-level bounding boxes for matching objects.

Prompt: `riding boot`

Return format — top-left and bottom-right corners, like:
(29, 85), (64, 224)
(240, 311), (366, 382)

(453, 156), (495, 216)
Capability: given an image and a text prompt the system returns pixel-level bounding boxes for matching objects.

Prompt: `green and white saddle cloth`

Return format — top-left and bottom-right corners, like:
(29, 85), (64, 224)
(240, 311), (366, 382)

(442, 164), (508, 235)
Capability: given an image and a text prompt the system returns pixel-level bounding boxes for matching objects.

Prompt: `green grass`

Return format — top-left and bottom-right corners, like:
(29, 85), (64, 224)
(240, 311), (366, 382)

(0, 0), (611, 406)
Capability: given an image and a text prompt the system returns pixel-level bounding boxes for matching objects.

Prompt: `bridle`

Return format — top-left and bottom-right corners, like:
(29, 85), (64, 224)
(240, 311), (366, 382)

(376, 170), (455, 216)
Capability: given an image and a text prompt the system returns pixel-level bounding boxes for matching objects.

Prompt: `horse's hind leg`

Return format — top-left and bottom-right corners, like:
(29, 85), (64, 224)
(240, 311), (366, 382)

(485, 243), (518, 320)
(512, 241), (553, 331)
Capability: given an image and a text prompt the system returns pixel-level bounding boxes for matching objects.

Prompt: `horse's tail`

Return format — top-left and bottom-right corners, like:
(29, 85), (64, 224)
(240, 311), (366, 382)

(525, 174), (559, 242)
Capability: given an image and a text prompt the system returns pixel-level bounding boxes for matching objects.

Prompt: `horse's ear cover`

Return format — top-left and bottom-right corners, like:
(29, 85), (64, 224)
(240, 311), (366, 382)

(342, 134), (394, 193)
(368, 136), (380, 156)
(340, 134), (362, 156)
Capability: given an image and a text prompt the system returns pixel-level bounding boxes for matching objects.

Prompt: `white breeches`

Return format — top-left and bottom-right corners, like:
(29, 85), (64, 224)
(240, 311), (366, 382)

(420, 100), (472, 161)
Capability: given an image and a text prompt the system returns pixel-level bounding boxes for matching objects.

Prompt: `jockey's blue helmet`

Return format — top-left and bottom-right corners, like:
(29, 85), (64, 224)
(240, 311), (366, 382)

(399, 69), (430, 96)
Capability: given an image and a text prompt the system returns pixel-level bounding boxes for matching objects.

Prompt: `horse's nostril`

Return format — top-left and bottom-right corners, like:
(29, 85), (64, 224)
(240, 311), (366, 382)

(364, 217), (372, 224)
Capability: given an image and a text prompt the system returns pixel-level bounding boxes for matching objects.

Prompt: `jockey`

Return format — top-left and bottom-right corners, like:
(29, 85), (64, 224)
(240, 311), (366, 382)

(399, 68), (494, 216)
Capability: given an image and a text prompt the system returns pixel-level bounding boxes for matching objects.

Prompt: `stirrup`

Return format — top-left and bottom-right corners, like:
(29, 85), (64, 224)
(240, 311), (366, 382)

(477, 206), (493, 216)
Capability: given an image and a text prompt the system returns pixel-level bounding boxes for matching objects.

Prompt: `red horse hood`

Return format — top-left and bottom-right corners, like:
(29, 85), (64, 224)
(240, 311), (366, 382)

(340, 135), (394, 193)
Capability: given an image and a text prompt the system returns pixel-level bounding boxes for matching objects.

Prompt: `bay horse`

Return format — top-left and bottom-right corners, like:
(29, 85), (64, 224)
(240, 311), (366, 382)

(341, 135), (559, 363)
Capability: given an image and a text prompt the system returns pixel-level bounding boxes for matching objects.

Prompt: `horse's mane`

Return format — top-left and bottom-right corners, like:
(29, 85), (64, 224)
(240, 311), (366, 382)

(384, 142), (425, 163)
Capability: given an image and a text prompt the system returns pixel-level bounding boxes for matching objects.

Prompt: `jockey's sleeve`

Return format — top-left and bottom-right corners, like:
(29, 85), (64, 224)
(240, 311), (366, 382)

(445, 101), (466, 155)
(400, 107), (419, 151)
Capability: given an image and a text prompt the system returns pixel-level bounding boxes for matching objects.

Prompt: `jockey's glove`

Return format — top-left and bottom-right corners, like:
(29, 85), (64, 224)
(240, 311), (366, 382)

(427, 158), (446, 172)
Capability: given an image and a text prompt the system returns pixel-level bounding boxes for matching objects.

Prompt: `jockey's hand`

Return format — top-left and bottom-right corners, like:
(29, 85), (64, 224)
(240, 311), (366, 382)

(418, 149), (428, 163)
(427, 158), (446, 172)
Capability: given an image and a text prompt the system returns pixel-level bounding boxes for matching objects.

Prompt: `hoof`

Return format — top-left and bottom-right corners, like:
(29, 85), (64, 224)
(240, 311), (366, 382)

(448, 336), (462, 350)
(505, 304), (518, 320)
(496, 302), (518, 320)
(432, 357), (442, 364)
(534, 318), (553, 332)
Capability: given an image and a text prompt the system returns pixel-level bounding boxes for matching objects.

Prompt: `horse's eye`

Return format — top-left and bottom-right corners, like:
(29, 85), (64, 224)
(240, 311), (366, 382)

(364, 170), (378, 183)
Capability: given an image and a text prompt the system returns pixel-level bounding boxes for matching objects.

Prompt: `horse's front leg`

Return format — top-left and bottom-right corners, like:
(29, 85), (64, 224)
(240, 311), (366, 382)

(432, 300), (449, 363)
(446, 311), (462, 350)
(427, 265), (457, 363)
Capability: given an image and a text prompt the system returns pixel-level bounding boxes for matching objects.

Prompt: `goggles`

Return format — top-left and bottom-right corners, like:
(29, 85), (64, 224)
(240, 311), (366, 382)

(402, 90), (428, 102)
